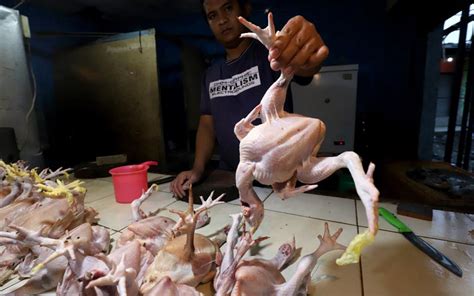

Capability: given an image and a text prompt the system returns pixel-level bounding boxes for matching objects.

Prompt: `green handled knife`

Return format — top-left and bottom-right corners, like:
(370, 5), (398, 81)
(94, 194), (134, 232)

(379, 207), (463, 277)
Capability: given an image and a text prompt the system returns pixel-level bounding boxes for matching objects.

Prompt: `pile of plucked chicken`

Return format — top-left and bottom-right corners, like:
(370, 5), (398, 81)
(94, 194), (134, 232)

(0, 159), (346, 296)
(0, 11), (382, 296)
(0, 160), (101, 294)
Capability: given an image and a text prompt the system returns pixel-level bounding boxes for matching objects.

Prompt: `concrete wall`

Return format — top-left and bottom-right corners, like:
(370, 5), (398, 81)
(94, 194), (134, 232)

(1, 0), (452, 167)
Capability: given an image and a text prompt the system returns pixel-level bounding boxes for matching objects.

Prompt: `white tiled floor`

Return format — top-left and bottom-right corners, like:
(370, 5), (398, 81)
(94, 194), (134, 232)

(82, 179), (115, 203)
(2, 177), (474, 295)
(228, 186), (273, 205)
(265, 192), (357, 225)
(86, 190), (177, 232)
(359, 227), (474, 296)
(356, 201), (474, 245)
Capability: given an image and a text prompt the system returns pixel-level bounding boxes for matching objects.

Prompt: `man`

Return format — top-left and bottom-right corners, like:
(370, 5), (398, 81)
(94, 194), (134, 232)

(171, 0), (329, 197)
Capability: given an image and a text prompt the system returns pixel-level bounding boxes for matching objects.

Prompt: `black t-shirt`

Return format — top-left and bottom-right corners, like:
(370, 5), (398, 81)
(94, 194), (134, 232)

(200, 40), (312, 171)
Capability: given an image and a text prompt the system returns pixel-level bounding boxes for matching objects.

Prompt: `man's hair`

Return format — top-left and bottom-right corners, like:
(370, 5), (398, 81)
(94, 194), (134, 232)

(200, 0), (251, 21)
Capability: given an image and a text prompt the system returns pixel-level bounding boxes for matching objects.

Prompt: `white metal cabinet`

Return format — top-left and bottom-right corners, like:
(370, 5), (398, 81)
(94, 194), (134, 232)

(291, 64), (359, 155)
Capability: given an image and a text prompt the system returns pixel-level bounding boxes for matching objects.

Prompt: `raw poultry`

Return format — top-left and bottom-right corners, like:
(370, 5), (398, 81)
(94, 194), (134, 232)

(0, 162), (228, 295)
(214, 214), (346, 296)
(0, 155), (358, 296)
(0, 12), (381, 295)
(140, 185), (225, 293)
(0, 160), (99, 290)
(234, 13), (380, 265)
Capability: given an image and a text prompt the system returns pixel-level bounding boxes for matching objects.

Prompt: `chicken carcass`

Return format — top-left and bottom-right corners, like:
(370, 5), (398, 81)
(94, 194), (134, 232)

(234, 13), (379, 263)
(119, 184), (214, 256)
(144, 276), (203, 296)
(215, 214), (345, 296)
(140, 186), (224, 293)
(0, 222), (110, 294)
(119, 184), (176, 255)
(0, 194), (99, 284)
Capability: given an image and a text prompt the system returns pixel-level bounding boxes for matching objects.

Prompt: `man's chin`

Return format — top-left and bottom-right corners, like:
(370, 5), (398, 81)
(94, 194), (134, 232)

(222, 36), (245, 49)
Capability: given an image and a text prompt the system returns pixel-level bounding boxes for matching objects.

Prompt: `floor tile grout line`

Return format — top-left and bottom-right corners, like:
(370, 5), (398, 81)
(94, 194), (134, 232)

(365, 228), (474, 247)
(85, 193), (115, 205)
(353, 198), (360, 234)
(263, 208), (359, 228)
(97, 223), (122, 233)
(357, 225), (366, 296)
(262, 190), (274, 202)
(354, 198), (366, 296)
(91, 184), (474, 246)
(359, 253), (365, 296)
(354, 201), (474, 246)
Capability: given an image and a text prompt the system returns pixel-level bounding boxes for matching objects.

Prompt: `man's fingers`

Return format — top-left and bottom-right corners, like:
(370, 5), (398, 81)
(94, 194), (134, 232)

(269, 15), (304, 60)
(270, 35), (293, 70)
(288, 38), (318, 69)
(305, 45), (329, 69)
(171, 179), (180, 197)
(270, 59), (281, 71)
(178, 176), (189, 198)
(183, 180), (191, 191)
(270, 16), (324, 71)
(171, 174), (189, 198)
(280, 15), (304, 41)
(294, 22), (315, 48)
(177, 183), (186, 198)
(276, 41), (300, 70)
(270, 34), (290, 61)
(170, 178), (178, 196)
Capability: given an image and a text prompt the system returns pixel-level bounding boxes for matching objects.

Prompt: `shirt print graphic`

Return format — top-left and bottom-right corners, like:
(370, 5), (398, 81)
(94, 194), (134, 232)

(209, 66), (261, 99)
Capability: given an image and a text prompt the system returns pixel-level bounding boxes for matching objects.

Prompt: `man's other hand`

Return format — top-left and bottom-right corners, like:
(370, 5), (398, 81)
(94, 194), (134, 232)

(170, 169), (203, 198)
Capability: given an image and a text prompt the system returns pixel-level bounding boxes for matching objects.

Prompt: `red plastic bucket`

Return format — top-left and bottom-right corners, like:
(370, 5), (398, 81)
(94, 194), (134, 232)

(109, 161), (158, 203)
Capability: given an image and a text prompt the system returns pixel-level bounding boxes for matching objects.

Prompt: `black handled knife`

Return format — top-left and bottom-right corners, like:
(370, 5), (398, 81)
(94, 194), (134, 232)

(379, 207), (463, 277)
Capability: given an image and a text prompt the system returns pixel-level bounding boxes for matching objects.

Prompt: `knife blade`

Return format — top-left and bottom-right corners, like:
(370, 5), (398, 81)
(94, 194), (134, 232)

(379, 207), (463, 278)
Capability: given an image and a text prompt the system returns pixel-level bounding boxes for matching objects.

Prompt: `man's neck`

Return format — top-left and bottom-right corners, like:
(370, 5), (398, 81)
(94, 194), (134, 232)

(225, 38), (252, 61)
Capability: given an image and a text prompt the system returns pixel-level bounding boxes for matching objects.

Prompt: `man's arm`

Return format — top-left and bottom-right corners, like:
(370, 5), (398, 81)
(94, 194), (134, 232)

(192, 114), (216, 174)
(170, 114), (215, 198)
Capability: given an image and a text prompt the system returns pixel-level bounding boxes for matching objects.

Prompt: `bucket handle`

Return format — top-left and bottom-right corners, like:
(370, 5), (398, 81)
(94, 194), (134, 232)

(139, 161), (158, 168)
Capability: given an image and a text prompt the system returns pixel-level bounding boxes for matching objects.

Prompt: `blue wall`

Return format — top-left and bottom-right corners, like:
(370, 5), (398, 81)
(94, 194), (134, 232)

(1, 0), (105, 165)
(1, 0), (435, 165)
(146, 0), (431, 162)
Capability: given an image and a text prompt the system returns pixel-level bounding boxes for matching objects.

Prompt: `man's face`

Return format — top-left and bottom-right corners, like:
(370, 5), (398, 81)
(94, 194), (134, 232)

(203, 0), (247, 48)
